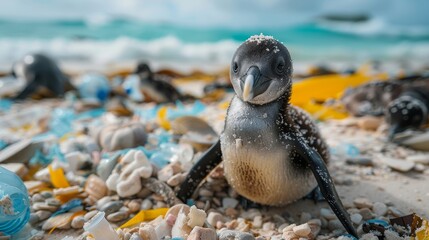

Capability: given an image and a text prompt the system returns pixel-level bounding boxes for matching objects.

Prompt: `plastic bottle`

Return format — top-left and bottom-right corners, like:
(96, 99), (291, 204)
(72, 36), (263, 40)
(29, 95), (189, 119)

(0, 166), (30, 236)
(83, 212), (119, 240)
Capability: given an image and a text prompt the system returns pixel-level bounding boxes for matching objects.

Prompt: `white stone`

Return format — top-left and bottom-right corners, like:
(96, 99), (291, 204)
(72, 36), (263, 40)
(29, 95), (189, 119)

(187, 206), (207, 228)
(222, 197), (239, 209)
(372, 202), (388, 216)
(292, 223), (311, 237)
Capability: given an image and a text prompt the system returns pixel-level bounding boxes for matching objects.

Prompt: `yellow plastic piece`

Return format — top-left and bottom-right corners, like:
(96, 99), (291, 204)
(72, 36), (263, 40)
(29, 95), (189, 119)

(157, 107), (171, 130)
(302, 102), (349, 120)
(291, 71), (388, 107)
(415, 220), (429, 240)
(48, 165), (70, 188)
(119, 208), (169, 229)
(219, 101), (230, 110)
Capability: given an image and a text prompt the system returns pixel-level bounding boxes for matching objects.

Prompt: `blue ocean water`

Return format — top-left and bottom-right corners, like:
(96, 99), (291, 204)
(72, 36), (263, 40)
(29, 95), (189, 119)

(1, 18), (429, 67)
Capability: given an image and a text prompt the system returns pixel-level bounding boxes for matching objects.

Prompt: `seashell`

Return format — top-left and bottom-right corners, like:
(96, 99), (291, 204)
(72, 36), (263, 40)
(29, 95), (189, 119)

(171, 116), (218, 151)
(398, 131), (429, 151)
(94, 122), (148, 152)
(71, 216), (85, 229)
(0, 139), (43, 164)
(42, 212), (74, 230)
(53, 186), (82, 196)
(85, 174), (108, 201)
(106, 150), (153, 197)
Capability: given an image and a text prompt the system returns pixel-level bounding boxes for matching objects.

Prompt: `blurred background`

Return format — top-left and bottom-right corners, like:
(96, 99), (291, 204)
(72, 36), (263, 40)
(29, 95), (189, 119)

(1, 0), (429, 73)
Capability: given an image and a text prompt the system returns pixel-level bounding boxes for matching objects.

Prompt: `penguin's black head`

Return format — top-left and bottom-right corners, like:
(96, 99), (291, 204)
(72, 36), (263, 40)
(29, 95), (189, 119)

(135, 62), (152, 80)
(230, 34), (292, 105)
(386, 95), (428, 138)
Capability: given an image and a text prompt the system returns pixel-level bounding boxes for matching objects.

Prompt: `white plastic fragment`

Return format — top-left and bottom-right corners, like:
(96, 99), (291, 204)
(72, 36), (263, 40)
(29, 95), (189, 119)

(83, 212), (119, 240)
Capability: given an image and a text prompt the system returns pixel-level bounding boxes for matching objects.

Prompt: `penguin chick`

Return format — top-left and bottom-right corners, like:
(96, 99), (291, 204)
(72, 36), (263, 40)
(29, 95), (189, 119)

(134, 63), (185, 103)
(10, 53), (73, 100)
(386, 88), (429, 139)
(177, 35), (357, 237)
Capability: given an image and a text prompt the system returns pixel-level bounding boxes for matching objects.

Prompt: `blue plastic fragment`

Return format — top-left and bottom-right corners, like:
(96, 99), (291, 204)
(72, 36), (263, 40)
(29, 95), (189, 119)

(186, 199), (195, 207)
(0, 99), (12, 112)
(0, 140), (7, 151)
(167, 100), (206, 120)
(49, 108), (75, 137)
(52, 199), (82, 217)
(171, 238), (185, 240)
(29, 150), (52, 166)
(78, 73), (111, 103)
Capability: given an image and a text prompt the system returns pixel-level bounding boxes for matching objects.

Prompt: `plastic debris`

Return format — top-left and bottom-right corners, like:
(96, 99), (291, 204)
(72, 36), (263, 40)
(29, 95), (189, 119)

(48, 165), (70, 188)
(78, 73), (111, 103)
(119, 208), (169, 229)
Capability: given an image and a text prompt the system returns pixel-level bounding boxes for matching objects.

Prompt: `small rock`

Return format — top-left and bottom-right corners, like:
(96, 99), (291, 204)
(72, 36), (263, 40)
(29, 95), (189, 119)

(155, 220), (172, 238)
(252, 216), (263, 229)
(53, 186), (81, 196)
(357, 116), (382, 131)
(388, 207), (403, 217)
(32, 193), (45, 203)
(282, 224), (296, 232)
(300, 212), (312, 224)
(71, 216), (85, 229)
(353, 198), (373, 209)
(171, 207), (192, 238)
(328, 219), (344, 231)
(346, 157), (373, 166)
(372, 202), (387, 216)
(262, 222), (275, 231)
(130, 233), (142, 240)
(187, 206), (207, 228)
(361, 233), (379, 240)
(218, 229), (255, 240)
(85, 174), (108, 200)
(141, 199), (153, 210)
(84, 210), (98, 221)
(42, 213), (74, 230)
(100, 201), (123, 215)
(222, 198), (239, 209)
(35, 210), (52, 221)
(293, 223), (311, 237)
(128, 200), (141, 213)
(32, 202), (58, 212)
(414, 163), (426, 172)
(320, 208), (336, 220)
(188, 226), (217, 240)
(107, 211), (129, 222)
(225, 208), (238, 218)
(282, 231), (298, 240)
(406, 155), (429, 165)
(359, 208), (375, 220)
(382, 157), (415, 172)
(167, 173), (186, 187)
(350, 213), (363, 225)
(45, 198), (61, 207)
(29, 213), (40, 225)
(40, 191), (53, 199)
(207, 212), (224, 227)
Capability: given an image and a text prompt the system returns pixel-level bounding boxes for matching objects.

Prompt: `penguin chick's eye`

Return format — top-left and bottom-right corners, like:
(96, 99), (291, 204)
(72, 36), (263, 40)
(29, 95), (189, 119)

(233, 62), (239, 73)
(276, 57), (285, 74)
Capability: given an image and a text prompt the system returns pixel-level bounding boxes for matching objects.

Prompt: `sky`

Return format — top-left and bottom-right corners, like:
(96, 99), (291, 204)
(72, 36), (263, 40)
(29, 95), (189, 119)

(0, 0), (428, 29)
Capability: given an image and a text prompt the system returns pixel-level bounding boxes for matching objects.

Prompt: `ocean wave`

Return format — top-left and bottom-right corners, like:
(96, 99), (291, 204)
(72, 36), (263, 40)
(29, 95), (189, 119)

(0, 36), (428, 73)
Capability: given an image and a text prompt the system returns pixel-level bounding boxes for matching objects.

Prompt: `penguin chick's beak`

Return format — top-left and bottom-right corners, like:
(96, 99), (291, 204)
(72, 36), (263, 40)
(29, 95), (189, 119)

(242, 66), (261, 102)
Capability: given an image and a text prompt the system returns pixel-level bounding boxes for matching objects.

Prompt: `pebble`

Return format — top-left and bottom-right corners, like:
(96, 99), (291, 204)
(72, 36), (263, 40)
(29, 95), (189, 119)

(32, 202), (58, 212)
(372, 202), (388, 216)
(382, 157), (415, 172)
(167, 173), (186, 187)
(359, 208), (375, 220)
(350, 213), (363, 225)
(218, 229), (255, 240)
(188, 226), (217, 240)
(406, 155), (429, 165)
(84, 210), (98, 221)
(222, 197), (239, 209)
(155, 220), (172, 238)
(45, 198), (61, 207)
(292, 223), (311, 237)
(346, 157), (373, 166)
(388, 207), (404, 217)
(252, 216), (263, 229)
(40, 191), (53, 199)
(35, 210), (52, 221)
(100, 201), (123, 215)
(171, 207), (192, 238)
(328, 219), (344, 231)
(42, 213), (74, 230)
(53, 186), (81, 196)
(32, 193), (45, 203)
(128, 200), (141, 213)
(320, 208), (336, 220)
(262, 222), (275, 231)
(107, 211), (129, 222)
(353, 198), (373, 209)
(300, 212), (312, 223)
(141, 199), (153, 210)
(29, 214), (40, 225)
(71, 216), (85, 229)
(207, 212), (224, 227)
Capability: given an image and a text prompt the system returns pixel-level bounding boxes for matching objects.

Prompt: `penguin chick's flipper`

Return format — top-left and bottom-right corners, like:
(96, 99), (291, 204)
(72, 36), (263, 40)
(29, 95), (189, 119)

(291, 132), (358, 237)
(176, 139), (222, 203)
